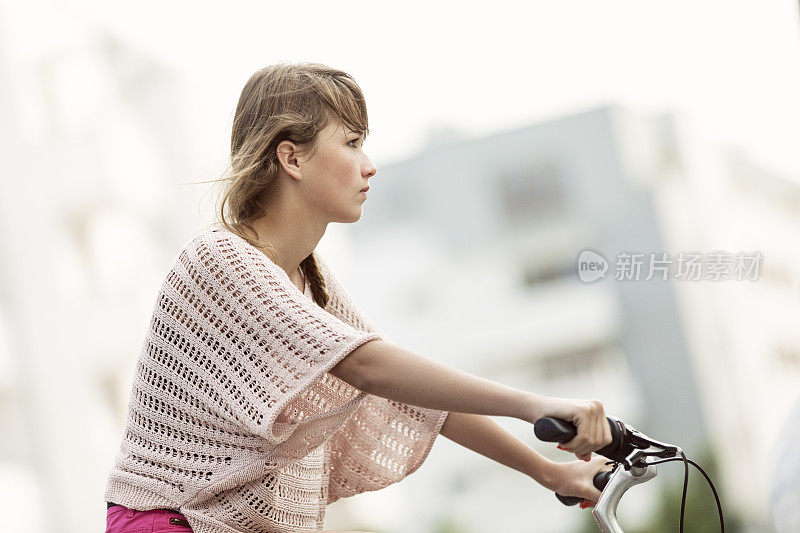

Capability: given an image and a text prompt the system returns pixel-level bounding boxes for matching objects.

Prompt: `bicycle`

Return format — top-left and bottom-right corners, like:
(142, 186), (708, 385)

(534, 416), (725, 533)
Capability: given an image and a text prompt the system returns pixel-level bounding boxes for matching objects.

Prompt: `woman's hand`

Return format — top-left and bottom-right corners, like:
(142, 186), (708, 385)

(523, 394), (613, 461)
(543, 456), (613, 507)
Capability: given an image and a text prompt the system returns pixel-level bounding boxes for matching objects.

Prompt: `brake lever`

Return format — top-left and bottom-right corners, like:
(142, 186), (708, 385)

(616, 421), (682, 470)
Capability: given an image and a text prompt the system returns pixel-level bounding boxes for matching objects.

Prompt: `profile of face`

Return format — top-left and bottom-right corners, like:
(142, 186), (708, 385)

(278, 118), (377, 224)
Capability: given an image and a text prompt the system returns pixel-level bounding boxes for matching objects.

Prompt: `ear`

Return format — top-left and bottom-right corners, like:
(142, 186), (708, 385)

(276, 140), (304, 181)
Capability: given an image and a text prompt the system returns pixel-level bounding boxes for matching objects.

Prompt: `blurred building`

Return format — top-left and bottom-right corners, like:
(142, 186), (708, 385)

(654, 114), (800, 530)
(328, 105), (798, 532)
(0, 2), (208, 531)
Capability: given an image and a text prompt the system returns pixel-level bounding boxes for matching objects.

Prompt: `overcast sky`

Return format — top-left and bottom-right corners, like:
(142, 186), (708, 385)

(67, 0), (800, 180)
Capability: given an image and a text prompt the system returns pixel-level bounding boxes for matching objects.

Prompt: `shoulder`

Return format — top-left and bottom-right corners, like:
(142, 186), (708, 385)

(178, 223), (261, 263)
(173, 223), (286, 286)
(182, 223), (245, 252)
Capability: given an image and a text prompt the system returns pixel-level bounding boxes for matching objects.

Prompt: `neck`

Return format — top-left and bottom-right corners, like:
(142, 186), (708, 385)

(249, 203), (328, 279)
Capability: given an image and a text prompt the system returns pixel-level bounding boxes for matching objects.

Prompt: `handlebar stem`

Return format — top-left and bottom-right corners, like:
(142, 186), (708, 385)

(593, 464), (658, 533)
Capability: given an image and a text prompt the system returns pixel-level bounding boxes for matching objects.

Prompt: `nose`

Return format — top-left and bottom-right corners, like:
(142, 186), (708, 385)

(362, 157), (377, 179)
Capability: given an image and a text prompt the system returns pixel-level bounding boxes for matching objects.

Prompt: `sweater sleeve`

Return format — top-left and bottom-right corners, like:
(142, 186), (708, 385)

(175, 229), (382, 462)
(313, 255), (450, 503)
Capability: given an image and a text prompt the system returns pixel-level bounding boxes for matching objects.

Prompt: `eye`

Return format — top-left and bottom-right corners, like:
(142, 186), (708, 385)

(347, 138), (360, 148)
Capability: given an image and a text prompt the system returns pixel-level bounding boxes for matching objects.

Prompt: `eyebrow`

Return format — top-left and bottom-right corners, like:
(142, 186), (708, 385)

(346, 129), (366, 144)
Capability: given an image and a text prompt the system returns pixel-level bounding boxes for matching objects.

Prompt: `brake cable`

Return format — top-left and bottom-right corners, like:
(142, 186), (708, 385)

(646, 451), (724, 533)
(535, 415), (725, 532)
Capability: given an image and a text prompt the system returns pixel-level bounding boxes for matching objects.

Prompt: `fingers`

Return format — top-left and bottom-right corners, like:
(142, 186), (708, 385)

(585, 489), (602, 503)
(558, 399), (608, 457)
(602, 414), (612, 447)
(589, 457), (614, 501)
(594, 406), (604, 447)
(557, 444), (591, 461)
(592, 400), (606, 451)
(587, 455), (608, 473)
(584, 457), (610, 502)
(554, 457), (609, 506)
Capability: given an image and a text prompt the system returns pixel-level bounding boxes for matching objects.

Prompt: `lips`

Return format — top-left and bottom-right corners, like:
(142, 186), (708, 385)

(360, 186), (370, 193)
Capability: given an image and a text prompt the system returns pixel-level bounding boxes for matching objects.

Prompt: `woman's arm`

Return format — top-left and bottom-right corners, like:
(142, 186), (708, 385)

(331, 340), (544, 422)
(331, 340), (612, 459)
(440, 411), (557, 488)
(441, 411), (614, 506)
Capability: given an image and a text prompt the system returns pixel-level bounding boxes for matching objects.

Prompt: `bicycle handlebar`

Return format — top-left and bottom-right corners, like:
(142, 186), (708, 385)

(534, 415), (680, 506)
(534, 416), (630, 462)
(534, 416), (625, 505)
(555, 471), (614, 506)
(533, 416), (723, 532)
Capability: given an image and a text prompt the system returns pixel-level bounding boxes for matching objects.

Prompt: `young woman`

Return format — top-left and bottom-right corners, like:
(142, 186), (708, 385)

(104, 62), (613, 533)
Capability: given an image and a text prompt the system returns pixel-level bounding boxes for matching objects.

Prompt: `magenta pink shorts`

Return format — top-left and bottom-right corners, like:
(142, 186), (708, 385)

(106, 504), (193, 532)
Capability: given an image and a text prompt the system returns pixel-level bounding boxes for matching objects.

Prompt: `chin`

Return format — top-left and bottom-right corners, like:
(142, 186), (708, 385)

(333, 209), (362, 224)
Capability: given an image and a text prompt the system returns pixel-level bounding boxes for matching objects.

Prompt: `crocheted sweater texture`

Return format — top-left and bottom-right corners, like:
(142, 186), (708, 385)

(104, 224), (449, 532)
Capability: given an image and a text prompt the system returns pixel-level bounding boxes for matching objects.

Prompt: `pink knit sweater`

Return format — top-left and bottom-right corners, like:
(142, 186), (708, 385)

(104, 224), (449, 532)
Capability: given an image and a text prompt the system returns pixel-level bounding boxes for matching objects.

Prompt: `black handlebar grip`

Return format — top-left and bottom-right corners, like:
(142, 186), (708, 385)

(594, 469), (613, 490)
(533, 417), (577, 442)
(534, 416), (625, 461)
(554, 469), (614, 506)
(556, 493), (582, 506)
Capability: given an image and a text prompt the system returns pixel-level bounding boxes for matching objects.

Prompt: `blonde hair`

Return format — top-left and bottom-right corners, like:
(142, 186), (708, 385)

(213, 62), (370, 308)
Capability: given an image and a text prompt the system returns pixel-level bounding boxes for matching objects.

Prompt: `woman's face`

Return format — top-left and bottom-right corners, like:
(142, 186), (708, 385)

(300, 118), (377, 223)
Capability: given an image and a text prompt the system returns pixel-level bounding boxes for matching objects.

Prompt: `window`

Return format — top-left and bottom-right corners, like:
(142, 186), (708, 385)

(499, 160), (565, 223)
